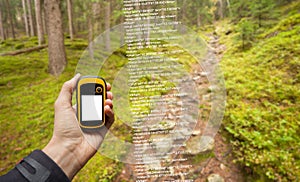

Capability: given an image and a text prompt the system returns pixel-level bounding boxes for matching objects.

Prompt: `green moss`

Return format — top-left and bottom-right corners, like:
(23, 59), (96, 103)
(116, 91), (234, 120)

(0, 38), (124, 181)
(192, 151), (214, 164)
(220, 11), (300, 181)
(14, 43), (25, 50)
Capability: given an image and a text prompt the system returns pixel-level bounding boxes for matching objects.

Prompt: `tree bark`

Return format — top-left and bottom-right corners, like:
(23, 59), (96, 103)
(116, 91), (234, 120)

(226, 0), (232, 17)
(27, 0), (35, 36)
(42, 2), (47, 35)
(88, 15), (94, 59)
(22, 0), (30, 36)
(218, 0), (224, 19)
(66, 0), (74, 40)
(92, 2), (101, 35)
(35, 0), (45, 45)
(5, 0), (16, 39)
(105, 1), (110, 52)
(0, 3), (5, 40)
(1, 44), (47, 56)
(45, 0), (67, 76)
(197, 13), (201, 27)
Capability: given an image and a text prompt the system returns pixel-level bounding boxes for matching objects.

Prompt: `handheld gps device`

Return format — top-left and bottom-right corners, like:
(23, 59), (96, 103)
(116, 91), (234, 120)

(76, 76), (106, 129)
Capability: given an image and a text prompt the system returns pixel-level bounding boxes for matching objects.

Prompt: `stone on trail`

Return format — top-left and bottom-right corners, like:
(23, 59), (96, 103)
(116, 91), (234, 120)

(207, 174), (224, 182)
(186, 136), (214, 155)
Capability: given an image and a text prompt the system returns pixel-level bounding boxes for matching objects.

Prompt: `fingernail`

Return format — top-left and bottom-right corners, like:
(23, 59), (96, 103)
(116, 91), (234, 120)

(74, 73), (81, 79)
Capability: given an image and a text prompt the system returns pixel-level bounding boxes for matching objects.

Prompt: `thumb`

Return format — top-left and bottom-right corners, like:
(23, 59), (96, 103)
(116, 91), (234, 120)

(55, 74), (81, 108)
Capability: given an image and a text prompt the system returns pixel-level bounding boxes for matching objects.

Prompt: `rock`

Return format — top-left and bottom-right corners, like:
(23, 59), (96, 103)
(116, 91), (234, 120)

(192, 130), (201, 136)
(203, 94), (211, 101)
(207, 174), (224, 182)
(177, 101), (183, 106)
(167, 113), (175, 120)
(193, 76), (201, 81)
(220, 163), (226, 170)
(150, 120), (176, 131)
(186, 136), (214, 155)
(200, 72), (209, 77)
(209, 85), (218, 91)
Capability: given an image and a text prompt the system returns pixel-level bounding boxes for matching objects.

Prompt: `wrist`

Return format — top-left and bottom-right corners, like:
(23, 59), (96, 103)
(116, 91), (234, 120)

(42, 137), (96, 179)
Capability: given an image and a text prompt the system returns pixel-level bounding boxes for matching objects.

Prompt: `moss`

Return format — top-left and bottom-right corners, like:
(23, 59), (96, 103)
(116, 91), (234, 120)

(14, 43), (25, 50)
(192, 151), (214, 164)
(220, 11), (300, 181)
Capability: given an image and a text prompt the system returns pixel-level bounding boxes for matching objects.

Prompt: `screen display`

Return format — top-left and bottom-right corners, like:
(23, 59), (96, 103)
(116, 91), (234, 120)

(81, 95), (103, 121)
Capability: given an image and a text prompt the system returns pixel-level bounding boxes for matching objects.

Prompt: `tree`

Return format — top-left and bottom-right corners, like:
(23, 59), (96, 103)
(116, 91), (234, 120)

(104, 1), (110, 52)
(250, 0), (276, 27)
(88, 13), (94, 58)
(22, 0), (30, 36)
(230, 0), (251, 21)
(193, 0), (213, 26)
(42, 1), (47, 35)
(27, 0), (35, 36)
(5, 0), (16, 39)
(236, 18), (256, 50)
(217, 0), (225, 19)
(67, 0), (74, 40)
(35, 0), (45, 45)
(45, 0), (67, 76)
(0, 2), (4, 41)
(93, 1), (102, 35)
(226, 0), (232, 17)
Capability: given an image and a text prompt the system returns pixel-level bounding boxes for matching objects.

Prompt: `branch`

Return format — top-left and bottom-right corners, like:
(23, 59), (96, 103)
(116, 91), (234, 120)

(1, 44), (48, 56)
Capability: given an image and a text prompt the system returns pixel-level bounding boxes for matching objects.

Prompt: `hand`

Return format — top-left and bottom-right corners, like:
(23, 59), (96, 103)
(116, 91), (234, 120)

(43, 74), (114, 179)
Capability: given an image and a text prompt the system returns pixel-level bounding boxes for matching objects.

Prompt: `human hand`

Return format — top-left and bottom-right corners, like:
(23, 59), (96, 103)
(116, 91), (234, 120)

(43, 74), (114, 179)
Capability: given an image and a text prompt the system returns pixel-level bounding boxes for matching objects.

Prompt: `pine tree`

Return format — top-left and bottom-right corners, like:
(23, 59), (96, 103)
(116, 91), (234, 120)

(236, 18), (256, 50)
(250, 0), (276, 28)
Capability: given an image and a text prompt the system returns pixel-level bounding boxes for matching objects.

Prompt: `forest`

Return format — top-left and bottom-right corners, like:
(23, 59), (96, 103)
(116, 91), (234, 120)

(0, 0), (299, 181)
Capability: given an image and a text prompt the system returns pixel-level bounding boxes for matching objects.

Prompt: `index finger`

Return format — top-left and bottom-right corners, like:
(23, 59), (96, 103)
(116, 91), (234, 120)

(107, 82), (111, 91)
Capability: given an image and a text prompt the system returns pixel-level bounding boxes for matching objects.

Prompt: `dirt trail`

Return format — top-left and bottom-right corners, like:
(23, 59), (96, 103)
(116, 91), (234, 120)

(188, 34), (245, 182)
(115, 33), (245, 182)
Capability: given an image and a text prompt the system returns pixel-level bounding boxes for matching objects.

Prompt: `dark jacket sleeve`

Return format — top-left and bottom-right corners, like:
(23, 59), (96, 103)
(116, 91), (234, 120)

(0, 150), (70, 182)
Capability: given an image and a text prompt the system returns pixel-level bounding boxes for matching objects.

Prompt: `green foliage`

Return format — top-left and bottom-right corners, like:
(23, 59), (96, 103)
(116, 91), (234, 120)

(230, 0), (252, 20)
(250, 0), (277, 27)
(177, 0), (214, 27)
(235, 18), (257, 50)
(74, 155), (122, 181)
(65, 40), (88, 50)
(262, 13), (300, 38)
(14, 43), (25, 50)
(221, 11), (300, 181)
(192, 151), (214, 164)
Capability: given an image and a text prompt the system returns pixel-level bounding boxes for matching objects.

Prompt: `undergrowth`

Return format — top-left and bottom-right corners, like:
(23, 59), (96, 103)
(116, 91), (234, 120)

(0, 38), (121, 181)
(218, 6), (300, 181)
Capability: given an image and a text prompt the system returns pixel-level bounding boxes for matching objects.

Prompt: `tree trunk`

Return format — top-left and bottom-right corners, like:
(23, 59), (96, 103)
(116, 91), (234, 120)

(42, 2), (47, 35)
(1, 44), (47, 56)
(5, 0), (16, 39)
(218, 0), (224, 19)
(45, 0), (67, 76)
(105, 1), (110, 52)
(22, 0), (30, 36)
(120, 14), (124, 46)
(0, 4), (4, 41)
(197, 13), (201, 27)
(27, 0), (35, 36)
(66, 0), (74, 40)
(35, 0), (45, 45)
(88, 15), (94, 59)
(226, 0), (232, 17)
(92, 2), (101, 35)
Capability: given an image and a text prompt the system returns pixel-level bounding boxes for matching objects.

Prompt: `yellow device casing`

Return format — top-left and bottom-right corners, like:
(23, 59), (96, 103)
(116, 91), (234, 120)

(76, 76), (106, 129)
